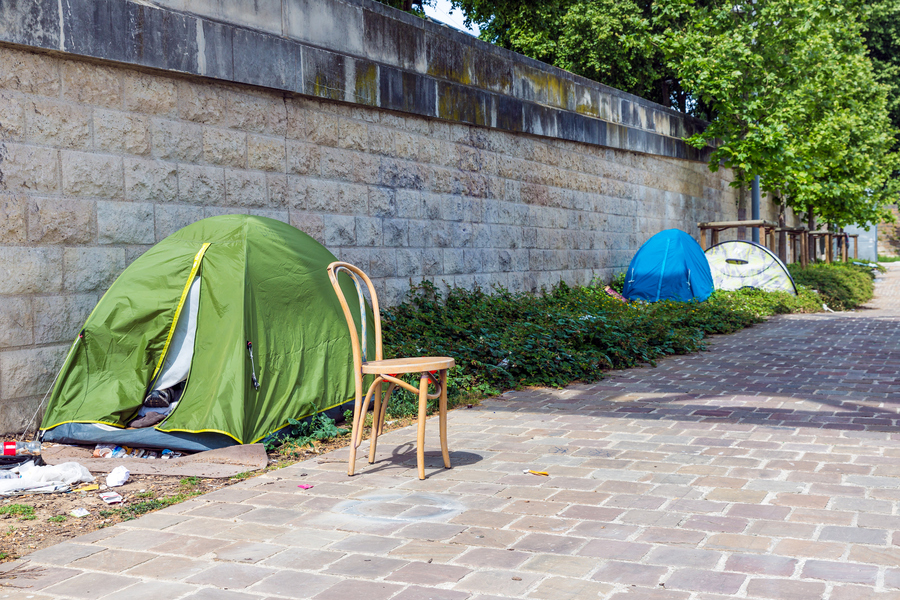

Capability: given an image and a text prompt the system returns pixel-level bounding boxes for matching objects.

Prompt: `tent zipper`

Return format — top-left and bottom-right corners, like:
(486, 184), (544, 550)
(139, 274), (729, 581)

(148, 243), (210, 390)
(246, 341), (260, 390)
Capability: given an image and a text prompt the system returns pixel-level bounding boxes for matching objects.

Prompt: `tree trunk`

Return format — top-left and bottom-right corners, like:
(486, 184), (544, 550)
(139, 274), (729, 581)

(807, 209), (816, 261)
(778, 202), (787, 263)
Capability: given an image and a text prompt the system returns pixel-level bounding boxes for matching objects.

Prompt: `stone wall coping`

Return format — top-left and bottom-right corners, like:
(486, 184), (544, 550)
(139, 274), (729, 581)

(0, 0), (709, 162)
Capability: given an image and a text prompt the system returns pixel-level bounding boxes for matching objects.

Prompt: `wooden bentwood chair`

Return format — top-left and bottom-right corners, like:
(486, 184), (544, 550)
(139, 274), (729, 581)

(326, 262), (455, 479)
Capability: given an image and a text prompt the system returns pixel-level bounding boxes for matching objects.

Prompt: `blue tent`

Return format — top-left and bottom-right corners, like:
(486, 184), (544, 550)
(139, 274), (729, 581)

(622, 229), (714, 302)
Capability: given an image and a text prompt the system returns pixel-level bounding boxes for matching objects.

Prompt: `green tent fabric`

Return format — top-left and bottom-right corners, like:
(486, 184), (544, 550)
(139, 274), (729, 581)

(41, 215), (373, 448)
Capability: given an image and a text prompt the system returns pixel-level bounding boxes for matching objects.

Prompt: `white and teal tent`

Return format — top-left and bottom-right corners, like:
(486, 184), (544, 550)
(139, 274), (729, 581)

(705, 240), (797, 295)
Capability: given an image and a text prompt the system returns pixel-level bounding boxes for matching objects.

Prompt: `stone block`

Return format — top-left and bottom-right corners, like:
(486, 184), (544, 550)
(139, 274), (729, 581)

(154, 205), (204, 241)
(204, 206), (248, 218)
(33, 294), (96, 345)
(125, 158), (177, 203)
(249, 209), (289, 224)
(267, 173), (288, 208)
(0, 48), (60, 95)
(284, 0), (365, 56)
(177, 80), (227, 125)
(285, 175), (310, 209)
(339, 247), (370, 271)
(61, 151), (123, 198)
(94, 109), (151, 156)
(178, 165), (225, 205)
(369, 248), (396, 277)
(307, 112), (341, 147)
(28, 197), (96, 244)
(422, 248), (442, 276)
(123, 72), (177, 116)
(233, 28), (303, 94)
(0, 247), (63, 294)
(396, 249), (421, 277)
(63, 247), (125, 293)
(0, 297), (32, 348)
(290, 210), (324, 243)
(383, 219), (408, 247)
(225, 170), (267, 207)
(287, 140), (321, 176)
(61, 62), (122, 109)
(227, 91), (287, 136)
(323, 214), (356, 247)
(356, 216), (382, 247)
(151, 118), (203, 162)
(0, 90), (24, 140)
(98, 201), (155, 244)
(248, 135), (286, 172)
(25, 98), (92, 149)
(203, 127), (247, 168)
(368, 186), (396, 217)
(0, 143), (58, 193)
(0, 345), (67, 398)
(0, 192), (27, 243)
(306, 180), (342, 212)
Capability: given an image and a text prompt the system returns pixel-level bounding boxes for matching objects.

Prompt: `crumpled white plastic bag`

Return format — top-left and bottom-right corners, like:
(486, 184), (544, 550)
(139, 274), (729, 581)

(0, 461), (95, 496)
(106, 465), (130, 487)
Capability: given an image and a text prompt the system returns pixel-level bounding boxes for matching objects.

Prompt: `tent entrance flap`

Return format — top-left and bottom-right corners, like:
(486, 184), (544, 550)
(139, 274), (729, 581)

(149, 243), (209, 389)
(153, 276), (201, 391)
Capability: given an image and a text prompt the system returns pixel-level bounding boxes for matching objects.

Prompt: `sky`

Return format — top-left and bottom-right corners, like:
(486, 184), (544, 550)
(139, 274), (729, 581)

(422, 0), (480, 36)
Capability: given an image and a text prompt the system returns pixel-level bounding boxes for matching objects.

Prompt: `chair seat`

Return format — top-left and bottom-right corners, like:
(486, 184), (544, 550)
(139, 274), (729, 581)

(362, 356), (455, 375)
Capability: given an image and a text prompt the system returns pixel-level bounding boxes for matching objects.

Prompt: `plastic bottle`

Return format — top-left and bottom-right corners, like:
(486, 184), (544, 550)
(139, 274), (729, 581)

(1, 441), (41, 456)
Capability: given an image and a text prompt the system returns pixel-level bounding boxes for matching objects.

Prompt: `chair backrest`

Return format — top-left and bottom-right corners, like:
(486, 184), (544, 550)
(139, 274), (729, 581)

(326, 262), (383, 374)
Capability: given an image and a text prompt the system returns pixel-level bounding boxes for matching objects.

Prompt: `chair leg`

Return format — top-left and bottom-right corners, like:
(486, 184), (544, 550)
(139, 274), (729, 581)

(368, 381), (383, 464)
(439, 369), (451, 469)
(347, 391), (362, 476)
(417, 372), (429, 480)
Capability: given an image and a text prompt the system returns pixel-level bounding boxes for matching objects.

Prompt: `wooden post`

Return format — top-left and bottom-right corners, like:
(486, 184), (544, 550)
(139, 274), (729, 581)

(711, 228), (719, 246)
(826, 233), (833, 263)
(841, 234), (848, 262)
(700, 227), (707, 251)
(801, 231), (808, 268)
(853, 236), (858, 259)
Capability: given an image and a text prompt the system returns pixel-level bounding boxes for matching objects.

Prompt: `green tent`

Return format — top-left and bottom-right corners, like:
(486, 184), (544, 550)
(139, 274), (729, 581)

(40, 215), (372, 451)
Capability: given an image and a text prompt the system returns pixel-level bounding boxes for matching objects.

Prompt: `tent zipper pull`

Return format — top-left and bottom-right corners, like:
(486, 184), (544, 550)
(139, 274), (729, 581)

(246, 341), (260, 390)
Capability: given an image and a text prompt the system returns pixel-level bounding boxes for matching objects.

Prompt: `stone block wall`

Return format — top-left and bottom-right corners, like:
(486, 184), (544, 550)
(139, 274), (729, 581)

(0, 0), (746, 434)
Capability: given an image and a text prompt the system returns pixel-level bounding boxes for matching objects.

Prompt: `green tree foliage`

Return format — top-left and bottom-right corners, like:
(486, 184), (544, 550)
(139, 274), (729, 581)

(656, 0), (898, 227)
(864, 0), (900, 131)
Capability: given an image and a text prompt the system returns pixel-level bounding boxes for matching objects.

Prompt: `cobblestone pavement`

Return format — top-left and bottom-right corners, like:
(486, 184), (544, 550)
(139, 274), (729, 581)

(3, 264), (900, 600)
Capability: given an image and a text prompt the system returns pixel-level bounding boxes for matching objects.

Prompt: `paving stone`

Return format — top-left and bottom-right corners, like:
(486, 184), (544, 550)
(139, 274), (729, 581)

(185, 564), (277, 589)
(801, 560), (878, 585)
(512, 532), (585, 554)
(23, 543), (102, 565)
(818, 526), (888, 545)
(248, 571), (340, 598)
(578, 539), (651, 560)
(389, 540), (467, 562)
(0, 566), (81, 590)
(102, 529), (177, 551)
(182, 590), (263, 600)
(745, 578), (827, 600)
(262, 547), (345, 570)
(150, 534), (233, 557)
(42, 572), (139, 598)
(591, 561), (666, 586)
(324, 554), (408, 579)
(311, 580), (403, 600)
(125, 555), (212, 580)
(724, 554), (797, 577)
(664, 569), (746, 594)
(213, 542), (285, 564)
(386, 561), (472, 585)
(528, 576), (614, 600)
(453, 547), (530, 569)
(69, 549), (156, 572)
(454, 570), (542, 596)
(390, 586), (471, 600)
(99, 580), (196, 600)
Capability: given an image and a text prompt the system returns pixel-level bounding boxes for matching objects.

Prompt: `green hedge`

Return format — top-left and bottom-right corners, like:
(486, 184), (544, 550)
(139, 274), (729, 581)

(787, 262), (875, 310)
(379, 281), (823, 415)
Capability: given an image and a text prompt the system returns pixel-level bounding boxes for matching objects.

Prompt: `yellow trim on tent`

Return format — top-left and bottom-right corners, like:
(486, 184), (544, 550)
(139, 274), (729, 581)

(156, 396), (356, 445)
(149, 243), (210, 384)
(39, 419), (126, 431)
